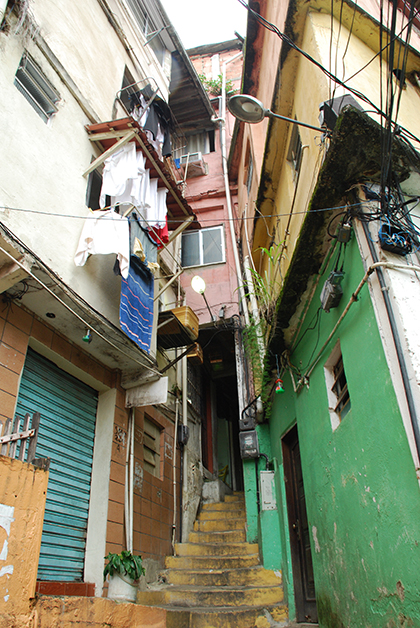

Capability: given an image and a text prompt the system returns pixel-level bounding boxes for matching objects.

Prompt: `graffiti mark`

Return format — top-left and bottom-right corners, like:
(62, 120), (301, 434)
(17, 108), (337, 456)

(312, 525), (321, 552)
(113, 426), (126, 451)
(133, 462), (143, 492)
(0, 504), (14, 568)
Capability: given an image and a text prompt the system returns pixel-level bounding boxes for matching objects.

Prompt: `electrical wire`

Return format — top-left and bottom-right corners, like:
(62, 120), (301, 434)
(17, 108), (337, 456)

(0, 201), (374, 222)
(237, 0), (420, 146)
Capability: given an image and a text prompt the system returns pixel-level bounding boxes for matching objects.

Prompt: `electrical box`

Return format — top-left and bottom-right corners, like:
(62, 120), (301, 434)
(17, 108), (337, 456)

(177, 424), (189, 447)
(260, 470), (277, 511)
(240, 405), (256, 431)
(319, 95), (362, 130)
(320, 271), (344, 312)
(239, 430), (259, 459)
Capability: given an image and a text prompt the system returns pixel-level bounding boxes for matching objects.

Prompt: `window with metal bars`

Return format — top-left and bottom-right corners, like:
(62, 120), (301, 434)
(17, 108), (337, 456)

(14, 53), (60, 123)
(324, 342), (351, 430)
(331, 355), (351, 419)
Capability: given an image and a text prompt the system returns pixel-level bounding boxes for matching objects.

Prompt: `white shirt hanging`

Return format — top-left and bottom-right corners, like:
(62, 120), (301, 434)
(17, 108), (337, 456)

(74, 210), (129, 278)
(99, 142), (138, 208)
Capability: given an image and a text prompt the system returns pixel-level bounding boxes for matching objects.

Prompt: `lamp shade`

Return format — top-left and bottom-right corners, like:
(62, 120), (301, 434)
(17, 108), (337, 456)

(227, 94), (268, 123)
(191, 275), (206, 294)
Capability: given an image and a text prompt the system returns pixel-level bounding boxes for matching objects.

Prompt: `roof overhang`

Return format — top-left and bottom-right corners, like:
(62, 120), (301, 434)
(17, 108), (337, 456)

(0, 223), (161, 389)
(268, 107), (420, 361)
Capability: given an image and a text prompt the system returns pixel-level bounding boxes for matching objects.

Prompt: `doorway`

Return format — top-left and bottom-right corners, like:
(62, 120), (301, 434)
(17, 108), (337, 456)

(282, 424), (318, 623)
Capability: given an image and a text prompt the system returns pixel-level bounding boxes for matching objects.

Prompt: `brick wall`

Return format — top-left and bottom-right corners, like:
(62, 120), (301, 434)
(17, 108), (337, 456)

(0, 302), (115, 428)
(106, 401), (180, 570)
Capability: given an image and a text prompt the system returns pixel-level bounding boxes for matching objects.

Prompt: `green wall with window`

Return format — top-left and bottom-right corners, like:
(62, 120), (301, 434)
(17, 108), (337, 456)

(265, 232), (420, 627)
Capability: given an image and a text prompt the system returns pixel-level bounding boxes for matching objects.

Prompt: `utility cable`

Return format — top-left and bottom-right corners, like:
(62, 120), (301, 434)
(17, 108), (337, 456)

(237, 0), (420, 146)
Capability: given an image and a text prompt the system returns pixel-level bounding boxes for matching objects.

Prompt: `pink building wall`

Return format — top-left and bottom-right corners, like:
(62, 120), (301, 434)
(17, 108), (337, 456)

(180, 43), (243, 326)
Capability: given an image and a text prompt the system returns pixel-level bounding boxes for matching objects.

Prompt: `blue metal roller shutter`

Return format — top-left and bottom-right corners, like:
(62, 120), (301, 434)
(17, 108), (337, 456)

(15, 348), (98, 581)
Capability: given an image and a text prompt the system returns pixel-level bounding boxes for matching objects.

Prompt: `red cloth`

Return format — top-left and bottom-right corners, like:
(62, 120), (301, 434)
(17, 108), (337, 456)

(149, 216), (169, 249)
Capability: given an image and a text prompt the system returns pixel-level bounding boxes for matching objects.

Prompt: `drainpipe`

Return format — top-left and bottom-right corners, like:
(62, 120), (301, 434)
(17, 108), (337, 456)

(244, 255), (265, 366)
(219, 51), (250, 420)
(181, 351), (188, 542)
(361, 223), (420, 461)
(219, 51), (249, 328)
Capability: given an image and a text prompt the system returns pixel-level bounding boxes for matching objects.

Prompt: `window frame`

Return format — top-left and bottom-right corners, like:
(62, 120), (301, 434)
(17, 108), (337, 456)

(181, 225), (226, 268)
(287, 123), (303, 174)
(14, 52), (60, 123)
(324, 342), (351, 430)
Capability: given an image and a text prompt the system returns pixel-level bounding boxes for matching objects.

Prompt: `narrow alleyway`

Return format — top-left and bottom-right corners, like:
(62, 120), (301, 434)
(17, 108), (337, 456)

(137, 492), (287, 627)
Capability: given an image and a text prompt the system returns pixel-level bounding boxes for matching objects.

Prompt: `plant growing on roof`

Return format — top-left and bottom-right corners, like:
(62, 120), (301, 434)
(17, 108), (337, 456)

(198, 73), (236, 97)
(103, 550), (145, 583)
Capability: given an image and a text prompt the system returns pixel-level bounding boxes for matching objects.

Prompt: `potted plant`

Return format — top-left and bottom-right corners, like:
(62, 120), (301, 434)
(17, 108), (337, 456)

(104, 550), (145, 602)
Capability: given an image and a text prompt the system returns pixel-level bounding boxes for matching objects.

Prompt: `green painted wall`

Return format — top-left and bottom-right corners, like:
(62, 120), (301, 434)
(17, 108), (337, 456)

(268, 232), (420, 627)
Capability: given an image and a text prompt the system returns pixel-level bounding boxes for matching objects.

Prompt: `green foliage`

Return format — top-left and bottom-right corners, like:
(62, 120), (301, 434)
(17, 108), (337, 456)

(198, 73), (236, 97)
(242, 242), (284, 404)
(103, 551), (145, 582)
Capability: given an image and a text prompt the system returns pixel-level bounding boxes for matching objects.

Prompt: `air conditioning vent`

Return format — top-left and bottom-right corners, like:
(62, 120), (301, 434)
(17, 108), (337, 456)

(179, 152), (208, 177)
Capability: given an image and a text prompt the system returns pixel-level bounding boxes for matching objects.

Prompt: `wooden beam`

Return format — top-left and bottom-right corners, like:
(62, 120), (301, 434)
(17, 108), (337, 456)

(133, 131), (190, 218)
(154, 268), (183, 301)
(167, 215), (195, 244)
(83, 130), (136, 177)
(87, 129), (131, 142)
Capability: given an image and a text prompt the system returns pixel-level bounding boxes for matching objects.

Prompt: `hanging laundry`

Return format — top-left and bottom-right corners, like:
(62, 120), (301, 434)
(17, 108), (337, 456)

(156, 187), (168, 228)
(120, 256), (154, 353)
(100, 142), (138, 208)
(110, 150), (146, 210)
(74, 210), (130, 278)
(129, 212), (158, 265)
(149, 215), (169, 248)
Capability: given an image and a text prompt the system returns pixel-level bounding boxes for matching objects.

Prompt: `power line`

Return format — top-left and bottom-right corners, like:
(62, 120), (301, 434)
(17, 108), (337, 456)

(0, 201), (374, 223)
(237, 0), (420, 146)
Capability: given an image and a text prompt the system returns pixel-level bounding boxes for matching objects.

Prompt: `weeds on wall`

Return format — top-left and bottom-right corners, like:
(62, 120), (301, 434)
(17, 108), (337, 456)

(242, 243), (284, 416)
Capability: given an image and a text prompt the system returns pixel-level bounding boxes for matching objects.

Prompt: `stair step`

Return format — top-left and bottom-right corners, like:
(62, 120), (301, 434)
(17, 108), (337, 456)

(137, 584), (284, 608)
(224, 492), (245, 503)
(197, 508), (245, 520)
(165, 554), (261, 570)
(188, 529), (246, 544)
(165, 603), (288, 628)
(201, 501), (244, 511)
(193, 517), (245, 532)
(164, 566), (282, 587)
(174, 541), (259, 557)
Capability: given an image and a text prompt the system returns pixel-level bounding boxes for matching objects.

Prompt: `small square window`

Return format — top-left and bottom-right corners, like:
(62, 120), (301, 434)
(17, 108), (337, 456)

(14, 53), (60, 123)
(287, 124), (303, 174)
(181, 226), (225, 268)
(324, 342), (351, 430)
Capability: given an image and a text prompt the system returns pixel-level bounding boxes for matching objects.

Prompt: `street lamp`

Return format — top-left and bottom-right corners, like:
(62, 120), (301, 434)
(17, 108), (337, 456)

(191, 276), (215, 323)
(228, 94), (328, 134)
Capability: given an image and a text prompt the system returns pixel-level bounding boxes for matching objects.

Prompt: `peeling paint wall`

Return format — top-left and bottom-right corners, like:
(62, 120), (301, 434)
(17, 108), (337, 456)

(0, 456), (48, 625)
(270, 233), (420, 627)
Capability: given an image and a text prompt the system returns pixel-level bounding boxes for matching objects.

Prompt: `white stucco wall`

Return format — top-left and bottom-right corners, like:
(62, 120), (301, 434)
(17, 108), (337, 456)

(0, 0), (171, 326)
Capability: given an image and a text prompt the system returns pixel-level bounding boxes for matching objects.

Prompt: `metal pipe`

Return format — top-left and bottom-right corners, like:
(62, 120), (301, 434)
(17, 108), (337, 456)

(361, 222), (420, 458)
(220, 52), (249, 327)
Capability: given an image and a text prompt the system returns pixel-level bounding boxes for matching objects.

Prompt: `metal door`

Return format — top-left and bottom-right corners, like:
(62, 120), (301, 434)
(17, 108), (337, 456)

(282, 424), (318, 623)
(15, 348), (98, 581)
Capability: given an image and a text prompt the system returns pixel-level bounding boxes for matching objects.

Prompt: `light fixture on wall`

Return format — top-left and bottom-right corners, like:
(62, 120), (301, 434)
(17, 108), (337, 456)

(228, 94), (328, 133)
(82, 328), (93, 344)
(191, 276), (216, 323)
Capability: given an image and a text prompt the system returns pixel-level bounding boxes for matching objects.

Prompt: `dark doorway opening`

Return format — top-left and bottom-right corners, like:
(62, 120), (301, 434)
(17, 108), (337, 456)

(282, 424), (318, 623)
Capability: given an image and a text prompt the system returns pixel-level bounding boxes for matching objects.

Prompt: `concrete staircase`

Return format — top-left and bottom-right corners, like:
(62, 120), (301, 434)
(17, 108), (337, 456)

(137, 492), (287, 628)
